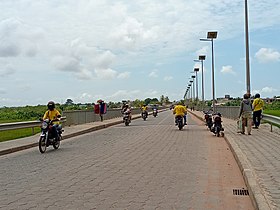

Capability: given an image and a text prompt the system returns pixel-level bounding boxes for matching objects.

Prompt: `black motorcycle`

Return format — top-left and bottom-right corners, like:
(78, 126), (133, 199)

(122, 111), (131, 126)
(152, 109), (158, 117)
(38, 119), (63, 153)
(176, 115), (184, 130)
(211, 114), (224, 137)
(204, 112), (213, 130)
(141, 111), (148, 121)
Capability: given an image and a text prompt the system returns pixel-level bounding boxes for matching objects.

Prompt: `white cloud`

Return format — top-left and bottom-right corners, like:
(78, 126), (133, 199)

(252, 87), (278, 97)
(149, 70), (158, 78)
(196, 46), (209, 57)
(0, 62), (16, 76)
(221, 65), (236, 75)
(255, 48), (280, 63)
(94, 68), (117, 80)
(117, 71), (131, 79)
(164, 76), (173, 81)
(76, 68), (93, 80)
(110, 90), (141, 101)
(0, 18), (43, 57)
(51, 56), (80, 72)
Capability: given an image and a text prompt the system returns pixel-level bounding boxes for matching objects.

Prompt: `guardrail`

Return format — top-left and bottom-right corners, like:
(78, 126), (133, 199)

(0, 117), (67, 134)
(262, 114), (280, 132)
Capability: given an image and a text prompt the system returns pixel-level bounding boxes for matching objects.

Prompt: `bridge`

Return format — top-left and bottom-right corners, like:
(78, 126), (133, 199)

(0, 109), (279, 209)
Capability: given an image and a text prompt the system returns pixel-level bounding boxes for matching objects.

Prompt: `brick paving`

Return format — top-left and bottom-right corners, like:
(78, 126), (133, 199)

(0, 111), (254, 209)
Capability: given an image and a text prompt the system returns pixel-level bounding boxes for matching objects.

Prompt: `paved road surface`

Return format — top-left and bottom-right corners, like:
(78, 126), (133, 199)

(0, 111), (254, 209)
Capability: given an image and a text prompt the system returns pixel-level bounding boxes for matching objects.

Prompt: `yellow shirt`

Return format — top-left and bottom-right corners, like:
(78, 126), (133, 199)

(141, 106), (148, 111)
(173, 105), (187, 116)
(252, 98), (264, 111)
(43, 109), (61, 124)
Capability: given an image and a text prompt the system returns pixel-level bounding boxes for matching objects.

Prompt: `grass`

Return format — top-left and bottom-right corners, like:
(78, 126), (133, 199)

(263, 110), (280, 117)
(0, 127), (41, 143)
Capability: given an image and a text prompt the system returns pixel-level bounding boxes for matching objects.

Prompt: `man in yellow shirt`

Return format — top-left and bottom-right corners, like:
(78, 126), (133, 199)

(43, 101), (62, 140)
(252, 93), (264, 129)
(173, 102), (187, 125)
(141, 104), (148, 118)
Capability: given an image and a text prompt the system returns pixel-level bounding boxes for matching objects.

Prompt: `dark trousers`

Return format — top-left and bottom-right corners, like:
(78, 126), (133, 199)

(253, 110), (262, 127)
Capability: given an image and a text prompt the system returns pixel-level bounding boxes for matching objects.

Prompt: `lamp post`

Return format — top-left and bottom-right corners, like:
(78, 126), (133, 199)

(200, 31), (218, 113)
(191, 75), (196, 102)
(245, 0), (251, 95)
(194, 68), (199, 102)
(190, 80), (194, 101)
(188, 84), (192, 102)
(194, 55), (206, 102)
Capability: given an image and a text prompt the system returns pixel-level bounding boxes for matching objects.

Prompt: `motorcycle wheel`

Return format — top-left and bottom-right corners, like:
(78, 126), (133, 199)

(39, 136), (47, 153)
(53, 136), (61, 150)
(178, 122), (183, 130)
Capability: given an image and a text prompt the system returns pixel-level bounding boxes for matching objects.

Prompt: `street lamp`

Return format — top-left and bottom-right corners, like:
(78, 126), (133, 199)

(200, 31), (218, 112)
(194, 55), (206, 102)
(194, 68), (199, 102)
(190, 80), (194, 101)
(245, 0), (251, 95)
(191, 75), (196, 102)
(188, 84), (192, 101)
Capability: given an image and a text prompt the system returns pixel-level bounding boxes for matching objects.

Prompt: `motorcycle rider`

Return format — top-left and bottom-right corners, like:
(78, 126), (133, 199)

(43, 101), (62, 141)
(122, 104), (132, 122)
(152, 104), (158, 115)
(173, 102), (187, 125)
(141, 104), (148, 118)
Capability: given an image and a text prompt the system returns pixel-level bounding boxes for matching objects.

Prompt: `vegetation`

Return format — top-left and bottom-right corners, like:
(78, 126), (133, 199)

(0, 128), (41, 143)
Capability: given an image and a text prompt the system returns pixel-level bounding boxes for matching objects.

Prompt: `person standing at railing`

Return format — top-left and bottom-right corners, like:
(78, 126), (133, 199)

(94, 100), (107, 122)
(238, 93), (253, 135)
(252, 93), (264, 129)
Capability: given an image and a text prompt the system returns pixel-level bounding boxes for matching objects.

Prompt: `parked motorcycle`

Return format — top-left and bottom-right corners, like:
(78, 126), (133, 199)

(176, 115), (184, 130)
(152, 109), (158, 117)
(38, 119), (63, 153)
(211, 113), (224, 137)
(204, 111), (213, 130)
(142, 111), (148, 121)
(123, 110), (131, 126)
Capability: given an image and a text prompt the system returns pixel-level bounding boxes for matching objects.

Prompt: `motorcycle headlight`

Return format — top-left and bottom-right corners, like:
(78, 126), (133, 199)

(41, 122), (48, 129)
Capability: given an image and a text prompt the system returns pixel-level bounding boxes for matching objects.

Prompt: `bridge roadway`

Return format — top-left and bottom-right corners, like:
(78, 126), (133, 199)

(0, 110), (254, 209)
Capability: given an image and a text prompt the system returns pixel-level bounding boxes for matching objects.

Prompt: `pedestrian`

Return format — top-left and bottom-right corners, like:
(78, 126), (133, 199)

(94, 100), (107, 122)
(238, 93), (253, 135)
(252, 93), (264, 129)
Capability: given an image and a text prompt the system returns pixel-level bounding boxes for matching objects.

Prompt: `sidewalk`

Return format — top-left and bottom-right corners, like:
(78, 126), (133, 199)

(190, 110), (280, 210)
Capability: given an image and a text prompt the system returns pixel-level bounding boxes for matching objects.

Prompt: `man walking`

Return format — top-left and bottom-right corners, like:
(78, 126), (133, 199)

(252, 93), (264, 129)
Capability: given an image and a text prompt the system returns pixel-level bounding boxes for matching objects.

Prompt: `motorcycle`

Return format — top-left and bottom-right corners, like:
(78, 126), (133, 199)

(38, 119), (63, 153)
(152, 109), (158, 117)
(211, 113), (224, 137)
(204, 111), (213, 130)
(122, 110), (131, 126)
(141, 111), (148, 121)
(176, 115), (184, 130)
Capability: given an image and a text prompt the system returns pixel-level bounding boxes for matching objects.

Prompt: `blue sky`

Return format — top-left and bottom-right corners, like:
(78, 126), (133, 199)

(0, 0), (280, 107)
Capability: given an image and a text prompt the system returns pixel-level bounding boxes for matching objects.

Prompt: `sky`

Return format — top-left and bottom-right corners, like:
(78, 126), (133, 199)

(0, 0), (280, 107)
